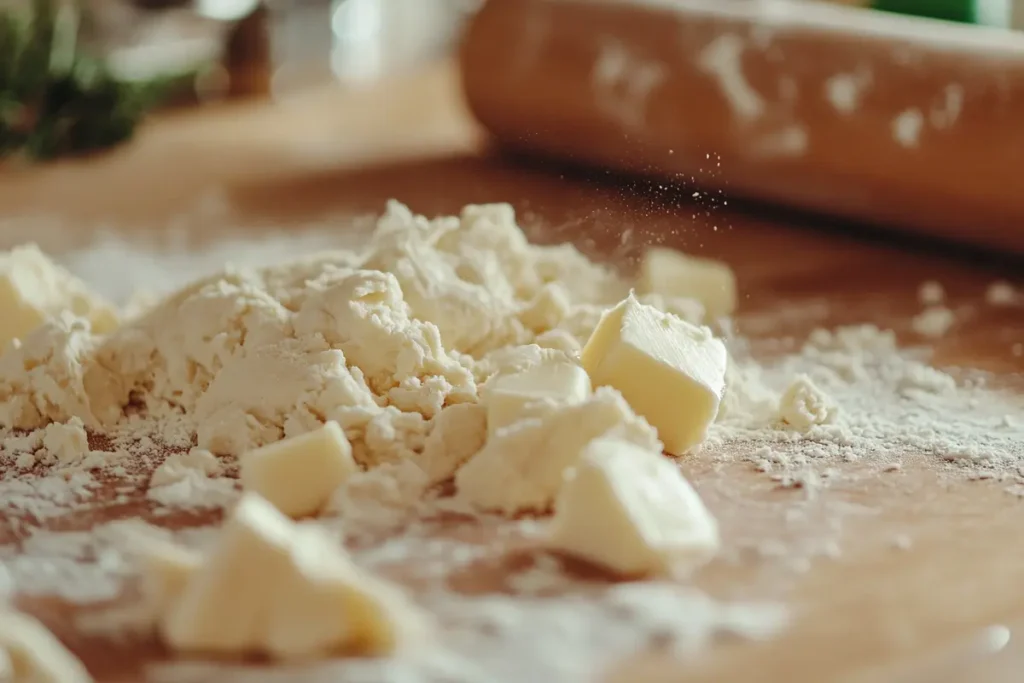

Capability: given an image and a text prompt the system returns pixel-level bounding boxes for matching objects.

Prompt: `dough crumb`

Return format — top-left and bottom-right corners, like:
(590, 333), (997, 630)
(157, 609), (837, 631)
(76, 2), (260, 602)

(911, 306), (955, 338)
(778, 375), (837, 430)
(985, 281), (1017, 306)
(917, 280), (944, 306)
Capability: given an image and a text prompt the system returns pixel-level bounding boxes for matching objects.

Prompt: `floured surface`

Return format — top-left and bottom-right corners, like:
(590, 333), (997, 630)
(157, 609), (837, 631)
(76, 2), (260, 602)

(0, 150), (1022, 682)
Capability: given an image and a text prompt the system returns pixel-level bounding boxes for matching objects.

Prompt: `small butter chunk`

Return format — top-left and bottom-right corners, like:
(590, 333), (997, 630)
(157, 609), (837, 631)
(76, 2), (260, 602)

(639, 246), (737, 319)
(265, 527), (425, 660)
(160, 493), (424, 660)
(0, 609), (93, 683)
(581, 294), (727, 455)
(455, 387), (661, 514)
(160, 494), (298, 654)
(778, 374), (836, 430)
(547, 438), (719, 576)
(137, 539), (203, 615)
(484, 360), (592, 435)
(0, 244), (118, 350)
(240, 421), (357, 518)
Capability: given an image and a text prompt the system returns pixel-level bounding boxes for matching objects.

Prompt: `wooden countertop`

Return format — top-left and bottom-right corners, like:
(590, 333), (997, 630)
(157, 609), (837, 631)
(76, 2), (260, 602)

(1, 61), (1023, 683)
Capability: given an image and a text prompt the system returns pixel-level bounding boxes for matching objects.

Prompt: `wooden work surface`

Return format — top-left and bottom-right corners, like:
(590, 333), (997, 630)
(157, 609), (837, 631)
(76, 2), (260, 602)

(1, 62), (1023, 683)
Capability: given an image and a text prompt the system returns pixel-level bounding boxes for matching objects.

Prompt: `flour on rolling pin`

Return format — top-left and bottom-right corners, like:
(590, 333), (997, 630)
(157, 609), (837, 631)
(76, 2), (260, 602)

(698, 34), (766, 123)
(929, 83), (965, 129)
(705, 34), (812, 158)
(891, 82), (966, 148)
(892, 108), (925, 148)
(593, 40), (667, 130)
(824, 67), (873, 114)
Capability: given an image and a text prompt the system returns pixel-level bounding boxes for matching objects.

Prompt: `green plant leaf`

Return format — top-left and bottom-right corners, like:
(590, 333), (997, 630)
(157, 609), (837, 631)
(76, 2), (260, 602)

(0, 0), (178, 162)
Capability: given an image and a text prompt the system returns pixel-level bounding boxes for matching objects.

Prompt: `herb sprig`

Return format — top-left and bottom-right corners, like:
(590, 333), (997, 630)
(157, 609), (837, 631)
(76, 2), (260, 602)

(0, 0), (174, 161)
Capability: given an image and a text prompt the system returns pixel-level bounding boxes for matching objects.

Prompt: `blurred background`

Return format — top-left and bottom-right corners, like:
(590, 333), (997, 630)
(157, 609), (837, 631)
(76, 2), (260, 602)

(3, 0), (1024, 253)
(21, 0), (1024, 107)
(57, 0), (483, 101)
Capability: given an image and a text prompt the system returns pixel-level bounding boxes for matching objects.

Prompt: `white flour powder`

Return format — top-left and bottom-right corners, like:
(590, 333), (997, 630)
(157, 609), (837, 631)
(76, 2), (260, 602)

(0, 201), (1021, 682)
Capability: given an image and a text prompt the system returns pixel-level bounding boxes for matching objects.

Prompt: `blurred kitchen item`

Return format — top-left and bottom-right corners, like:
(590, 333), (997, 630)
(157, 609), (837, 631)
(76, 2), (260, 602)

(82, 0), (246, 84)
(328, 0), (480, 84)
(0, 0), (183, 161)
(460, 0), (1024, 255)
(223, 2), (270, 97)
(81, 0), (481, 102)
(823, 0), (1013, 27)
(254, 0), (478, 97)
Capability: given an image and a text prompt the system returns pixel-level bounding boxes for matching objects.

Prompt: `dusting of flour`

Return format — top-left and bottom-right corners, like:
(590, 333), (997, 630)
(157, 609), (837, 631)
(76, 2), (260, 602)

(0, 200), (1020, 683)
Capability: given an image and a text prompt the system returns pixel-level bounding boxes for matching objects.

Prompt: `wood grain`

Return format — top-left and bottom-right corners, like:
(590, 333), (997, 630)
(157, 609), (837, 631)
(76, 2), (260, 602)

(460, 0), (1024, 255)
(1, 61), (1023, 683)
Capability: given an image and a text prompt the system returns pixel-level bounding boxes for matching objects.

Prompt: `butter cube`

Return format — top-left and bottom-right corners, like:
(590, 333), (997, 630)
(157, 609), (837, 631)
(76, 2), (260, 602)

(484, 360), (592, 436)
(265, 528), (423, 660)
(160, 494), (298, 653)
(0, 610), (93, 683)
(138, 539), (203, 614)
(547, 438), (719, 576)
(241, 421), (357, 518)
(262, 527), (362, 660)
(639, 246), (737, 319)
(160, 493), (425, 660)
(455, 387), (661, 514)
(0, 244), (118, 349)
(581, 294), (727, 455)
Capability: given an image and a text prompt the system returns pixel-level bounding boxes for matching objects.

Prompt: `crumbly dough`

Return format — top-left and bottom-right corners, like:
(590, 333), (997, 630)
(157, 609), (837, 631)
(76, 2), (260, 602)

(0, 243), (118, 351)
(777, 374), (837, 431)
(0, 202), (707, 476)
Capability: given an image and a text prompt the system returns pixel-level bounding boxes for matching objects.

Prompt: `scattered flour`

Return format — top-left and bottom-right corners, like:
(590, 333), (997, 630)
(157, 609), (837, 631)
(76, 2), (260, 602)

(709, 324), (1023, 472)
(985, 281), (1018, 306)
(911, 306), (955, 338)
(146, 583), (785, 683)
(0, 201), (1020, 682)
(917, 280), (944, 306)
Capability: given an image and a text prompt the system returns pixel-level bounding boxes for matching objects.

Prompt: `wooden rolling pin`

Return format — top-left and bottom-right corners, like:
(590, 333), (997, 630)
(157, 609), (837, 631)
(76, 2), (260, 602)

(459, 0), (1024, 255)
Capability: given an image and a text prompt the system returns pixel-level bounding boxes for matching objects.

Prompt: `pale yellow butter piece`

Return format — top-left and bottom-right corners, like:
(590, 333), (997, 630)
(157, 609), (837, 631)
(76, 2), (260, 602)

(455, 387), (661, 514)
(484, 360), (592, 436)
(0, 244), (118, 350)
(160, 494), (297, 654)
(138, 540), (203, 615)
(547, 437), (719, 576)
(0, 609), (93, 683)
(639, 246), (737, 319)
(265, 527), (424, 660)
(161, 493), (424, 660)
(240, 421), (358, 518)
(581, 294), (727, 455)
